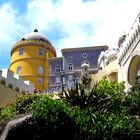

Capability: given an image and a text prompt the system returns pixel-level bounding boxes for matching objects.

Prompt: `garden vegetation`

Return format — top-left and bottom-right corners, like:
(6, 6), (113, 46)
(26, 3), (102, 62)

(0, 77), (140, 139)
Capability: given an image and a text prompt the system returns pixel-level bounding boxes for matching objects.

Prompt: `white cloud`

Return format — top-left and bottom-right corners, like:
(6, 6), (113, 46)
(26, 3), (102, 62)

(25, 0), (140, 52)
(0, 0), (140, 57)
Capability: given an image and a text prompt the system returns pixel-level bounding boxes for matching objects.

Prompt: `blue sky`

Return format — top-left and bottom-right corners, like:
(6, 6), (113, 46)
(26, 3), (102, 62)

(0, 0), (140, 69)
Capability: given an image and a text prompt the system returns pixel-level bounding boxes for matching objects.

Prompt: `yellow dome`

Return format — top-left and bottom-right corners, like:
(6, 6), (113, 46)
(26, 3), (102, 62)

(10, 29), (56, 92)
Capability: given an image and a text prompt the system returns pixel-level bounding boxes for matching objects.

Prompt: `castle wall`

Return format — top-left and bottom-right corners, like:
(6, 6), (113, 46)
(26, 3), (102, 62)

(0, 69), (34, 93)
(118, 14), (140, 88)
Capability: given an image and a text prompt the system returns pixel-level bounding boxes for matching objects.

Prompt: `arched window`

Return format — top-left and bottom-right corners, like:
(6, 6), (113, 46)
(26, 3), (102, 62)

(38, 78), (43, 84)
(19, 48), (24, 55)
(38, 66), (43, 74)
(16, 66), (22, 74)
(68, 63), (73, 71)
(55, 66), (61, 73)
(39, 48), (45, 56)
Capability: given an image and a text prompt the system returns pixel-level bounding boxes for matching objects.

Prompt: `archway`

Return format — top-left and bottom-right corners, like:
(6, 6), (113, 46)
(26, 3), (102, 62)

(128, 55), (140, 85)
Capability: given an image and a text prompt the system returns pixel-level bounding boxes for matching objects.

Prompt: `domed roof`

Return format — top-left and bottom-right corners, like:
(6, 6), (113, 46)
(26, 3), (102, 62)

(81, 62), (89, 68)
(21, 29), (51, 44)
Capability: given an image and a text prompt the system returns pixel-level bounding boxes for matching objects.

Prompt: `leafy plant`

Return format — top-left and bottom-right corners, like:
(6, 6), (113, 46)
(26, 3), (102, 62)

(124, 78), (140, 116)
(0, 94), (41, 119)
(81, 74), (92, 89)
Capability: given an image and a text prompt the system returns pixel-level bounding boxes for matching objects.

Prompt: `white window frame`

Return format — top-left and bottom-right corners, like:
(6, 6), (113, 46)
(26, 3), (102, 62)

(68, 63), (73, 71)
(16, 66), (22, 74)
(19, 48), (24, 55)
(38, 66), (43, 74)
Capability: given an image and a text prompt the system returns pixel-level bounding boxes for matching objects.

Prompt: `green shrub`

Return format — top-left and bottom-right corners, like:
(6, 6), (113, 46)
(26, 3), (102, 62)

(0, 77), (139, 139)
(15, 87), (20, 92)
(0, 79), (6, 85)
(62, 77), (125, 113)
(32, 95), (137, 139)
(32, 96), (79, 139)
(1, 94), (41, 119)
(8, 83), (13, 89)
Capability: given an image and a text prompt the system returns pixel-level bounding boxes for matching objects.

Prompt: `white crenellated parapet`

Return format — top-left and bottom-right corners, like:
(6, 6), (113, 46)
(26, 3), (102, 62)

(118, 13), (140, 65)
(0, 69), (34, 93)
(98, 48), (119, 68)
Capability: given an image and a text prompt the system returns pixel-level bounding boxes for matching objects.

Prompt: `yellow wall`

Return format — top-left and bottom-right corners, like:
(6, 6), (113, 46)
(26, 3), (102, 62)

(10, 41), (56, 91)
(0, 84), (18, 107)
(92, 59), (118, 84)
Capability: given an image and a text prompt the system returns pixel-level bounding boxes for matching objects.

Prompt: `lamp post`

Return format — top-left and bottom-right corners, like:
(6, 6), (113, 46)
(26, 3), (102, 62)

(60, 70), (65, 94)
(73, 72), (80, 86)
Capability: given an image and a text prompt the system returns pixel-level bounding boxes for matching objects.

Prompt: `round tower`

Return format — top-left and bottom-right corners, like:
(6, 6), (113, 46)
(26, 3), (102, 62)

(10, 29), (56, 91)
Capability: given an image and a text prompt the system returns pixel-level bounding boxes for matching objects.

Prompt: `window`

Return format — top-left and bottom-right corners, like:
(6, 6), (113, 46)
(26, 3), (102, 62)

(16, 66), (22, 74)
(39, 48), (45, 56)
(38, 66), (43, 74)
(82, 53), (87, 58)
(38, 78), (43, 84)
(55, 66), (61, 73)
(19, 48), (24, 55)
(56, 77), (60, 84)
(68, 56), (72, 61)
(68, 64), (73, 71)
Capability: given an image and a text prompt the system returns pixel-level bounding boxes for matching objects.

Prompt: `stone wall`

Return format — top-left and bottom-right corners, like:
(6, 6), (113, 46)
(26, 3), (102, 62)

(0, 69), (34, 93)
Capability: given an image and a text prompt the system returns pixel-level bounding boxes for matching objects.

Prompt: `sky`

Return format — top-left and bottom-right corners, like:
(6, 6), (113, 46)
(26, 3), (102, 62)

(0, 0), (139, 69)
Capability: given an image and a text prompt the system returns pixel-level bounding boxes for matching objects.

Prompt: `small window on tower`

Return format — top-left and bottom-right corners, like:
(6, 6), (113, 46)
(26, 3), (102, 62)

(68, 56), (72, 61)
(38, 78), (43, 84)
(19, 48), (24, 55)
(82, 53), (87, 58)
(39, 48), (45, 56)
(68, 64), (73, 71)
(55, 66), (61, 73)
(56, 77), (60, 84)
(38, 66), (43, 74)
(16, 66), (22, 74)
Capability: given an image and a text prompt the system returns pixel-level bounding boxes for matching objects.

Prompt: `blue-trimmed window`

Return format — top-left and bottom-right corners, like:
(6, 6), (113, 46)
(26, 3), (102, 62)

(16, 66), (22, 74)
(39, 48), (45, 56)
(19, 48), (24, 55)
(38, 78), (43, 84)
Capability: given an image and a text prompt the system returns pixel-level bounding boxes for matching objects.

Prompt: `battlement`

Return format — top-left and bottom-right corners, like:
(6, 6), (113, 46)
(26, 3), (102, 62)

(118, 13), (140, 65)
(0, 69), (34, 93)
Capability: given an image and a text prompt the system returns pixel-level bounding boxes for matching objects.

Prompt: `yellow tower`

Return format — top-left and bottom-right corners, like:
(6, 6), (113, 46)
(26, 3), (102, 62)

(10, 29), (56, 91)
